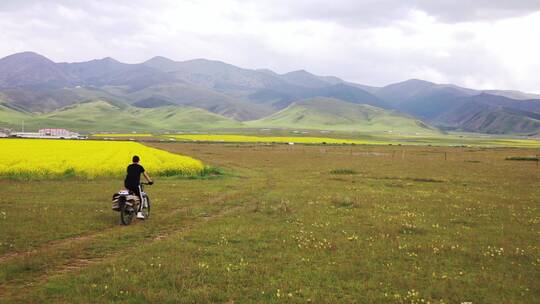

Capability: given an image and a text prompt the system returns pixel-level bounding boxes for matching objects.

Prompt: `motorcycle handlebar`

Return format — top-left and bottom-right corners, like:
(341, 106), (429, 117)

(141, 181), (154, 185)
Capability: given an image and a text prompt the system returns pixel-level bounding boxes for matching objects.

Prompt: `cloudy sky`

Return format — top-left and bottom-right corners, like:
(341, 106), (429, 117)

(0, 0), (539, 92)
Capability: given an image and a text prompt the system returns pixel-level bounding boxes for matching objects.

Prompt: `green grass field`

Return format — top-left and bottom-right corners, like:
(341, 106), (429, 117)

(0, 143), (539, 303)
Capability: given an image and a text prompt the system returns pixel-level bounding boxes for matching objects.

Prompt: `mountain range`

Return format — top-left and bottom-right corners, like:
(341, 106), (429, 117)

(0, 51), (539, 135)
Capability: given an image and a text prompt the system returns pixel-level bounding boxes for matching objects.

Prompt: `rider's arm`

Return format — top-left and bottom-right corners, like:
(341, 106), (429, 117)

(143, 171), (152, 183)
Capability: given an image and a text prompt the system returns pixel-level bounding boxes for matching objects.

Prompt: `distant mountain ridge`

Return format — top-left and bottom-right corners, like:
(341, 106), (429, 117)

(435, 101), (540, 134)
(0, 52), (73, 89)
(373, 79), (540, 134)
(1, 51), (539, 135)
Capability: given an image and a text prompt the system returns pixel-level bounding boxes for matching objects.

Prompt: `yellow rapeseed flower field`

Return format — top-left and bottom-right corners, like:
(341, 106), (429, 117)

(92, 133), (153, 137)
(166, 134), (371, 144)
(0, 139), (203, 179)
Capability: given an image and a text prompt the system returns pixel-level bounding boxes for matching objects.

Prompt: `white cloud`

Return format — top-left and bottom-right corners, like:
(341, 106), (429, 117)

(0, 0), (539, 92)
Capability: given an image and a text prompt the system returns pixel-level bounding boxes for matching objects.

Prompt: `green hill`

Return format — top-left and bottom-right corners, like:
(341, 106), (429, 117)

(0, 101), (32, 128)
(34, 100), (154, 132)
(129, 105), (244, 130)
(0, 98), (437, 134)
(246, 97), (438, 134)
(5, 100), (242, 132)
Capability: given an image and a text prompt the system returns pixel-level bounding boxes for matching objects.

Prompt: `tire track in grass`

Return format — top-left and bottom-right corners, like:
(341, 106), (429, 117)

(0, 188), (241, 264)
(0, 178), (268, 301)
(0, 190), (234, 290)
(0, 227), (120, 264)
(56, 202), (248, 273)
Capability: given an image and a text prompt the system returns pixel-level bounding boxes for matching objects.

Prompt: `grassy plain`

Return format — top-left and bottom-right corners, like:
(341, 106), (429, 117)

(164, 133), (540, 148)
(166, 134), (373, 144)
(0, 143), (539, 303)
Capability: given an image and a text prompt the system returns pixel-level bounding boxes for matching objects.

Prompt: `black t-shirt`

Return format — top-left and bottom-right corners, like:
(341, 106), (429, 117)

(124, 163), (145, 187)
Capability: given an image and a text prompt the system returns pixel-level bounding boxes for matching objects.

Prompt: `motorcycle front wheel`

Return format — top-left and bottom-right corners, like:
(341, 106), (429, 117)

(141, 195), (151, 219)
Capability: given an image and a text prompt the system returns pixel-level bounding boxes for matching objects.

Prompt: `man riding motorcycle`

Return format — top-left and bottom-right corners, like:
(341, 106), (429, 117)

(124, 155), (153, 219)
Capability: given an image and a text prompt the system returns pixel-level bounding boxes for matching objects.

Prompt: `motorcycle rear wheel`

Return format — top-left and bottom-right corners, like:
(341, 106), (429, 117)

(120, 202), (135, 225)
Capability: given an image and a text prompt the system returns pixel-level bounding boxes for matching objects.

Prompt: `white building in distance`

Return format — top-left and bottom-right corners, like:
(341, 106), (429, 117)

(12, 128), (81, 139)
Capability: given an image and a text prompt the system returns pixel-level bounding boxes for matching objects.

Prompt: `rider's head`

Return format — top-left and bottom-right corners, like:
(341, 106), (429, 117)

(132, 155), (140, 163)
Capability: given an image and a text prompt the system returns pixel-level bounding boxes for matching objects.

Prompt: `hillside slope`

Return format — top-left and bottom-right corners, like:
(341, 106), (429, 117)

(0, 102), (32, 128)
(436, 102), (540, 134)
(483, 90), (540, 100)
(0, 52), (73, 88)
(248, 83), (388, 110)
(9, 100), (242, 132)
(121, 83), (273, 121)
(143, 57), (287, 91)
(374, 80), (540, 134)
(374, 79), (477, 118)
(129, 106), (243, 130)
(247, 97), (437, 133)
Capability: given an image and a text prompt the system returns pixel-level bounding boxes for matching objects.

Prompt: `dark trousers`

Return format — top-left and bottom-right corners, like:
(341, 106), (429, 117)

(125, 184), (142, 210)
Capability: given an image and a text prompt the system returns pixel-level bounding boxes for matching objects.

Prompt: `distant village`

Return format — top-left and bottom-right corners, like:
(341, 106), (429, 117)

(0, 128), (85, 139)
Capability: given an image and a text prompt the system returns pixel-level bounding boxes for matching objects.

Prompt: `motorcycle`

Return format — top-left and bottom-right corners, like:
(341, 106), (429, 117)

(112, 182), (152, 225)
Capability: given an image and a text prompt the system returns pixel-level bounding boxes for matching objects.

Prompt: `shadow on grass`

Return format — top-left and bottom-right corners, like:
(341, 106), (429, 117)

(330, 168), (359, 175)
(331, 197), (361, 209)
(376, 176), (445, 183)
(505, 156), (538, 161)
